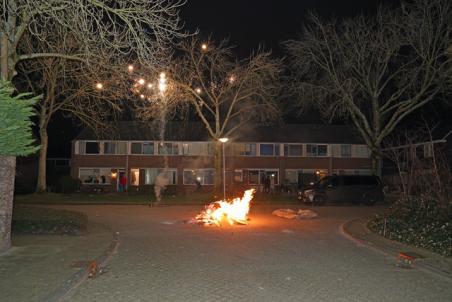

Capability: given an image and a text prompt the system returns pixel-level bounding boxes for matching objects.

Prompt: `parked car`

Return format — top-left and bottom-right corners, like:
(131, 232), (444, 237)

(298, 175), (384, 205)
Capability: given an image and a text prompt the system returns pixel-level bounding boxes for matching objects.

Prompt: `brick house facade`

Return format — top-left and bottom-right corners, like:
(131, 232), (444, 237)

(71, 122), (373, 194)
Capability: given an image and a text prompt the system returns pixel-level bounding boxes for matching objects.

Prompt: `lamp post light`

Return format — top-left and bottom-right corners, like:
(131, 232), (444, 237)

(219, 137), (229, 201)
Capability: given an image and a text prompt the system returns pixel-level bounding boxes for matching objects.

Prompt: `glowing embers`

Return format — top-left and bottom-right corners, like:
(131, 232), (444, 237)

(195, 189), (256, 226)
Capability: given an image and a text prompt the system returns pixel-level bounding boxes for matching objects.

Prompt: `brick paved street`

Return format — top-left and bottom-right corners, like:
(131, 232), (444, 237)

(59, 204), (452, 302)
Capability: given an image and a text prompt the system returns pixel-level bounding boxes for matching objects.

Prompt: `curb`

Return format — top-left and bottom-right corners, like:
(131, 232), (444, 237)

(45, 226), (120, 302)
(340, 218), (452, 283)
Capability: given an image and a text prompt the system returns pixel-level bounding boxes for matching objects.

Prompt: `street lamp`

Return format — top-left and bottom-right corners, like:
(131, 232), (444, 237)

(219, 137), (229, 201)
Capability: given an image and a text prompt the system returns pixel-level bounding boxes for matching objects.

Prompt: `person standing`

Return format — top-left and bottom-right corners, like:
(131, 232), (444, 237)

(119, 174), (127, 192)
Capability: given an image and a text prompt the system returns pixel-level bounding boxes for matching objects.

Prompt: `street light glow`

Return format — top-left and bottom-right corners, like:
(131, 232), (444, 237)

(158, 73), (167, 94)
(147, 83), (153, 89)
(201, 43), (207, 50)
(140, 94), (145, 99)
(128, 65), (134, 72)
(195, 87), (202, 94)
(138, 78), (145, 85)
(219, 137), (229, 143)
(95, 83), (103, 89)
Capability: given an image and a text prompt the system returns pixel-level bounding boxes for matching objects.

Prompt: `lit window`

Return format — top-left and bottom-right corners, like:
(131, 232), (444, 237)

(145, 168), (177, 185)
(79, 168), (111, 184)
(183, 169), (215, 185)
(234, 169), (243, 182)
(130, 169), (140, 186)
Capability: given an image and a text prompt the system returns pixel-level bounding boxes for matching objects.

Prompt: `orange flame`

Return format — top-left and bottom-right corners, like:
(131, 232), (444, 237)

(195, 189), (256, 226)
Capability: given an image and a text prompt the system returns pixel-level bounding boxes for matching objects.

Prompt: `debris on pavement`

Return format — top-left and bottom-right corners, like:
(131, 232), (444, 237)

(272, 209), (318, 220)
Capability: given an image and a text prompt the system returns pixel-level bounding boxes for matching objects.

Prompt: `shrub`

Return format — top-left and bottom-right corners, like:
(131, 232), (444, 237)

(12, 205), (87, 235)
(369, 196), (452, 256)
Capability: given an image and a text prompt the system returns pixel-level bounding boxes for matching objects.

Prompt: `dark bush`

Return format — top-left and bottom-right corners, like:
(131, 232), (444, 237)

(12, 205), (88, 235)
(369, 196), (452, 256)
(58, 175), (81, 193)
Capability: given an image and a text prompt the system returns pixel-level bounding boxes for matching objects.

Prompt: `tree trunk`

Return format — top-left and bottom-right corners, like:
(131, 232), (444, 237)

(36, 127), (48, 193)
(214, 141), (222, 196)
(371, 150), (382, 177)
(1, 30), (15, 253)
(0, 156), (16, 253)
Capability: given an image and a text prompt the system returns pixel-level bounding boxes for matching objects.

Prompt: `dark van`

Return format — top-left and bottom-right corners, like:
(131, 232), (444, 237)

(298, 175), (384, 205)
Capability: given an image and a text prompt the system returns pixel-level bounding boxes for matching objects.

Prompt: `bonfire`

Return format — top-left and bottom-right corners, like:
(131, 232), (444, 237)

(195, 189), (256, 226)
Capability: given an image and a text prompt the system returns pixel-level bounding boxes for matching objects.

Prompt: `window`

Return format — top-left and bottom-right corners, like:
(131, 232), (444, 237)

(103, 141), (127, 154)
(78, 141), (85, 154)
(79, 168), (112, 184)
(117, 142), (127, 154)
(158, 142), (179, 155)
(285, 170), (299, 184)
(131, 142), (142, 154)
(183, 169), (215, 185)
(142, 142), (154, 154)
(353, 145), (370, 158)
(182, 142), (211, 156)
(131, 142), (154, 155)
(104, 142), (116, 154)
(235, 143), (257, 156)
(85, 142), (100, 154)
(248, 170), (279, 185)
(306, 144), (327, 156)
(284, 144), (303, 156)
(248, 170), (259, 184)
(340, 145), (351, 157)
(234, 169), (243, 182)
(130, 169), (140, 186)
(259, 144), (280, 156)
(145, 168), (177, 185)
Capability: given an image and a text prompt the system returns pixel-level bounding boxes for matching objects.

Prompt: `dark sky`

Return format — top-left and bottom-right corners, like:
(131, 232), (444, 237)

(181, 0), (398, 57)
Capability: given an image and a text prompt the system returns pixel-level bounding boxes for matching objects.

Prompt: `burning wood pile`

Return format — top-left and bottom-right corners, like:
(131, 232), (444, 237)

(194, 189), (256, 226)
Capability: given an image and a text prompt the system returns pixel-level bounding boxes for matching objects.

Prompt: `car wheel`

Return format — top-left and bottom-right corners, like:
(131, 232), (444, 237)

(363, 194), (376, 205)
(313, 195), (326, 206)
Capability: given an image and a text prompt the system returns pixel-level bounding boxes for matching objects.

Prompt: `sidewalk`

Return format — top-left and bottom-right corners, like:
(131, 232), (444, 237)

(342, 218), (452, 281)
(0, 222), (116, 302)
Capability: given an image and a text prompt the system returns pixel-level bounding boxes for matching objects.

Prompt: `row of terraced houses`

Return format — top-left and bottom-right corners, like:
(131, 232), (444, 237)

(71, 122), (373, 194)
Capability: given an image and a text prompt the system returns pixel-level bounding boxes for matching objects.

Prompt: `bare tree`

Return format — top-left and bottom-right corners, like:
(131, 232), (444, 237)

(0, 0), (185, 252)
(136, 36), (282, 192)
(16, 27), (135, 192)
(383, 125), (451, 206)
(284, 0), (452, 175)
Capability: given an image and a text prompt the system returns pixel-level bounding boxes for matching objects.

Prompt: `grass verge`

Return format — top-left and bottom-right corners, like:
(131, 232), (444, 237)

(368, 197), (452, 256)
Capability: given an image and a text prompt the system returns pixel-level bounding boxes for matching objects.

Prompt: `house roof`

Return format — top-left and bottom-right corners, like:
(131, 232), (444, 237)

(75, 121), (365, 144)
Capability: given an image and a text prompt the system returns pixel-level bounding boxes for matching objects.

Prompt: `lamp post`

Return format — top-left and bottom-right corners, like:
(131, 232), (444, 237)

(219, 137), (229, 201)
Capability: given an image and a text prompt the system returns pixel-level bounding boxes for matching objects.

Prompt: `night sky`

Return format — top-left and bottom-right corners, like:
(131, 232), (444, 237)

(49, 0), (404, 157)
(180, 0), (397, 57)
